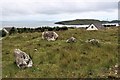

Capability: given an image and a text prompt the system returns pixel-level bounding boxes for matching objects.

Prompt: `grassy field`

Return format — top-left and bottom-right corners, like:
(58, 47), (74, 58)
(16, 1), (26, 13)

(2, 27), (119, 78)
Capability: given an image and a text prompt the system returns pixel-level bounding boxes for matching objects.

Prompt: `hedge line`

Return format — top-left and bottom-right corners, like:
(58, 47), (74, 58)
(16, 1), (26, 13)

(1, 26), (69, 37)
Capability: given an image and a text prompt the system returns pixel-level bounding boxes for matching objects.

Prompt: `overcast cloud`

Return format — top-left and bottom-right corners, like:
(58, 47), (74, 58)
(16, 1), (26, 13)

(0, 0), (119, 21)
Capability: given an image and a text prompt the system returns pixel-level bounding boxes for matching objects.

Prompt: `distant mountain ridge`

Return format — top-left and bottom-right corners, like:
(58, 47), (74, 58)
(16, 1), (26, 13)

(55, 19), (120, 25)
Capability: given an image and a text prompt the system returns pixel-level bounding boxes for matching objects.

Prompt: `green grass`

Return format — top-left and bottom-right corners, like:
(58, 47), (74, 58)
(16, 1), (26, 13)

(2, 27), (119, 78)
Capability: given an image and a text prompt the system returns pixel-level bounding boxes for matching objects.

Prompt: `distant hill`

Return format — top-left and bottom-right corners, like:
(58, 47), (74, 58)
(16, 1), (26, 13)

(55, 19), (101, 25)
(110, 20), (120, 23)
(55, 19), (120, 25)
(101, 20), (120, 24)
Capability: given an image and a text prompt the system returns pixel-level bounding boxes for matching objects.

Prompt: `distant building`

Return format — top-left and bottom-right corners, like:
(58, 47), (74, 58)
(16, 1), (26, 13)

(86, 23), (104, 30)
(102, 23), (119, 27)
(3, 27), (13, 34)
(54, 22), (104, 30)
(54, 24), (89, 28)
(2, 27), (17, 34)
(86, 24), (98, 30)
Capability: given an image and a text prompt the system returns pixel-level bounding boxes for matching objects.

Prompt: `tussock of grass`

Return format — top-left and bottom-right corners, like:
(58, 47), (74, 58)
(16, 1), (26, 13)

(2, 27), (119, 78)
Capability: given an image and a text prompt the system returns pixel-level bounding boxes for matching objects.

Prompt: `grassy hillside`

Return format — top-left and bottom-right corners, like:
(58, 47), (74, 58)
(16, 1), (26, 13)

(2, 27), (119, 78)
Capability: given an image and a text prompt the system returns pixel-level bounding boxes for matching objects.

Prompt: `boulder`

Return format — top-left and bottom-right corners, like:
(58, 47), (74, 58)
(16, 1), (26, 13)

(86, 38), (99, 44)
(14, 49), (33, 69)
(42, 31), (58, 41)
(66, 37), (76, 43)
(85, 38), (100, 47)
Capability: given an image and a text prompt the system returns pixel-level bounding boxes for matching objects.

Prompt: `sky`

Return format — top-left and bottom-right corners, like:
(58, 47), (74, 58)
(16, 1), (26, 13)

(0, 0), (120, 22)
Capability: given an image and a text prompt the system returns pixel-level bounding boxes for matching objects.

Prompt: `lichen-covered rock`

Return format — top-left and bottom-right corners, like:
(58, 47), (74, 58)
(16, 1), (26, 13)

(66, 37), (76, 43)
(42, 31), (58, 41)
(14, 49), (33, 69)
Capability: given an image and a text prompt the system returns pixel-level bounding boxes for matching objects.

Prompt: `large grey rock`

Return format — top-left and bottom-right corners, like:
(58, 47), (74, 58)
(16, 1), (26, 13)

(66, 37), (76, 43)
(14, 49), (33, 69)
(42, 31), (58, 41)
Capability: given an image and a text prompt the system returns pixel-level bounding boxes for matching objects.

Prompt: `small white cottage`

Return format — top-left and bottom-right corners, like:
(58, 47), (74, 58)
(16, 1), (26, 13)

(102, 23), (119, 27)
(86, 24), (98, 30)
(86, 23), (104, 30)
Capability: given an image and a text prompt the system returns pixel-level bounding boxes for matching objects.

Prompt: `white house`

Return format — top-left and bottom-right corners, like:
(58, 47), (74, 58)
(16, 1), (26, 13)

(86, 24), (98, 30)
(3, 27), (12, 34)
(102, 23), (119, 27)
(86, 23), (104, 30)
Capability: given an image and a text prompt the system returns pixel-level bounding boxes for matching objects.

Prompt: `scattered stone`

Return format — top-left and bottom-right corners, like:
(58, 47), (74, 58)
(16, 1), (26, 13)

(109, 63), (120, 76)
(115, 64), (118, 68)
(66, 37), (76, 43)
(34, 49), (37, 51)
(86, 38), (100, 46)
(14, 49), (33, 69)
(86, 38), (99, 43)
(115, 70), (118, 75)
(42, 31), (58, 41)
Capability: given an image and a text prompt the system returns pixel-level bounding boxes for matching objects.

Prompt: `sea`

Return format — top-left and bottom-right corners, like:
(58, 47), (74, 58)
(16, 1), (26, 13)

(0, 21), (58, 29)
